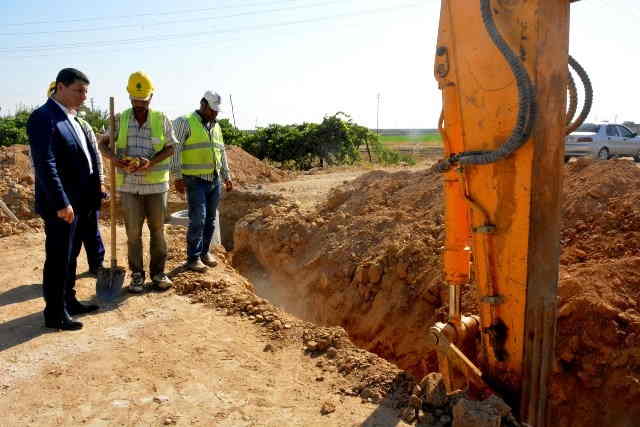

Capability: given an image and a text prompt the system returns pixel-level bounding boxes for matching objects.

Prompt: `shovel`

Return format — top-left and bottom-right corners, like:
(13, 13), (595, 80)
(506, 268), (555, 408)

(97, 97), (125, 302)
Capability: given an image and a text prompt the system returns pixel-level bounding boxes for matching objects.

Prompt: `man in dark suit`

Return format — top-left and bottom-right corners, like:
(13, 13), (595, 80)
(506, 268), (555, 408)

(28, 68), (101, 331)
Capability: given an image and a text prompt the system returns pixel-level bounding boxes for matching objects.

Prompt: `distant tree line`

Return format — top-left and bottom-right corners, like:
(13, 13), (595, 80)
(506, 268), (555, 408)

(0, 105), (108, 147)
(1, 107), (413, 169)
(219, 112), (415, 169)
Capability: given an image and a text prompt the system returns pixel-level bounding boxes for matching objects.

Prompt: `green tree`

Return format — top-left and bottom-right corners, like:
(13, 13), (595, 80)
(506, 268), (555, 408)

(79, 106), (109, 134)
(0, 108), (31, 146)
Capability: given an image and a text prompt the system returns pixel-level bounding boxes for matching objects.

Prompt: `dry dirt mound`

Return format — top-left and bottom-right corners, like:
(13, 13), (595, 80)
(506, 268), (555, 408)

(232, 158), (640, 427)
(233, 168), (451, 378)
(225, 145), (290, 187)
(552, 158), (640, 425)
(0, 145), (41, 237)
(0, 144), (289, 237)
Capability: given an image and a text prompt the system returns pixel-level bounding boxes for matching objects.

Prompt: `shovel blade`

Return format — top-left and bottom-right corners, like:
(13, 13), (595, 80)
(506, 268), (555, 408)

(96, 267), (126, 303)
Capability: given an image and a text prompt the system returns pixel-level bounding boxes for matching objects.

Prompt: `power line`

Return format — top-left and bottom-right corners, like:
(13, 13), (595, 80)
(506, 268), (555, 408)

(2, 0), (296, 27)
(0, 0), (343, 37)
(0, 3), (421, 54)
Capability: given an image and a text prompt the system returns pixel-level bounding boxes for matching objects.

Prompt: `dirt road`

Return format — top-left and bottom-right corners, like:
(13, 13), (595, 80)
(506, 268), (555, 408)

(0, 227), (409, 427)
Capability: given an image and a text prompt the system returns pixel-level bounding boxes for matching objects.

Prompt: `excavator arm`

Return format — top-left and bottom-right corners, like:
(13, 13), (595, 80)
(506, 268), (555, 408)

(431, 0), (589, 425)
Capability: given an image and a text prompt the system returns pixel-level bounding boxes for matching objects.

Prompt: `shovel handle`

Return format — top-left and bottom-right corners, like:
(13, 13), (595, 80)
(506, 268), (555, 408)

(109, 97), (117, 268)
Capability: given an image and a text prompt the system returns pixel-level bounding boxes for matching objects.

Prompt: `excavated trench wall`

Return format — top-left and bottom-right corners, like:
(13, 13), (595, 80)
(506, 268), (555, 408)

(232, 160), (640, 427)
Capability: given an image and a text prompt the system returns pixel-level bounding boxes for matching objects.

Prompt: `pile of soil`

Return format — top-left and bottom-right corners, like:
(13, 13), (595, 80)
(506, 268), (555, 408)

(225, 145), (290, 187)
(0, 144), (289, 237)
(552, 158), (640, 425)
(0, 145), (41, 237)
(232, 158), (640, 427)
(233, 168), (450, 377)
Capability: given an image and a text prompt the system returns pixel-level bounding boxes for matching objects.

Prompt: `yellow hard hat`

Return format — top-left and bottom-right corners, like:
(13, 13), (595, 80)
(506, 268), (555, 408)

(47, 81), (56, 97)
(127, 71), (154, 101)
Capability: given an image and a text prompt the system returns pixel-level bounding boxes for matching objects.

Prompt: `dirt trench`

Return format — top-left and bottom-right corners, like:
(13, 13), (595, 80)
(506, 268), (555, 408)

(231, 159), (640, 427)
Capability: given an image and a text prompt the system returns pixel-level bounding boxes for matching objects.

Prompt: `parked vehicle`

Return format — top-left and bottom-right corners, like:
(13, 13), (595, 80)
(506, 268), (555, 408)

(564, 123), (640, 162)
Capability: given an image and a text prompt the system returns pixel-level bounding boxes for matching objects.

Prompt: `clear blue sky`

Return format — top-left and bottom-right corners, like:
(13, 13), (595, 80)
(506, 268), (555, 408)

(0, 0), (637, 128)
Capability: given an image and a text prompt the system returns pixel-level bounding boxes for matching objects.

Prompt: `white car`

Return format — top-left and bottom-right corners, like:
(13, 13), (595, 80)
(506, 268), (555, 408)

(565, 123), (640, 162)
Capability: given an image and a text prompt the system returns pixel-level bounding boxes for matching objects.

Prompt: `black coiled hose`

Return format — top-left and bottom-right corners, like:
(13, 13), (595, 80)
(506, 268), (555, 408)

(454, 0), (536, 166)
(566, 55), (593, 135)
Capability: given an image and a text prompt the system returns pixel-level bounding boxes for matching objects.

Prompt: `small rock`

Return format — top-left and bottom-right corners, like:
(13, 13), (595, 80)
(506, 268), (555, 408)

(284, 323), (292, 329)
(484, 394), (511, 417)
(263, 344), (275, 352)
(399, 407), (417, 423)
(326, 347), (338, 359)
(320, 401), (336, 415)
(418, 411), (436, 424)
(452, 397), (501, 427)
(421, 373), (448, 407)
(272, 320), (283, 330)
(154, 395), (170, 404)
(412, 384), (422, 397)
(316, 338), (331, 351)
(111, 400), (130, 408)
(409, 395), (422, 408)
(316, 376), (325, 382)
(307, 340), (318, 351)
(163, 417), (176, 425)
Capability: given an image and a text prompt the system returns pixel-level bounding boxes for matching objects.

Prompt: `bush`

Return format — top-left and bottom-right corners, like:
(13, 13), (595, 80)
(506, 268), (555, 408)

(219, 112), (379, 170)
(370, 137), (417, 166)
(0, 109), (31, 146)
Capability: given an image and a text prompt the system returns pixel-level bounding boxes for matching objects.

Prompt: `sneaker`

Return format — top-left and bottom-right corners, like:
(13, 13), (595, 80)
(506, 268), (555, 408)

(128, 272), (145, 294)
(201, 253), (218, 268)
(152, 273), (173, 290)
(186, 258), (208, 272)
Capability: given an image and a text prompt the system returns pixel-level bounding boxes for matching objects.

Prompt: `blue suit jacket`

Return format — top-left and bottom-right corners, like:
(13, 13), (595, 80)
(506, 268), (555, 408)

(27, 98), (101, 218)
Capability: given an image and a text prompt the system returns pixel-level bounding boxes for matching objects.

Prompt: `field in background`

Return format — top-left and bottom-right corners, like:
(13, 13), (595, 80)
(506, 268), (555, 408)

(378, 133), (442, 145)
(375, 133), (443, 159)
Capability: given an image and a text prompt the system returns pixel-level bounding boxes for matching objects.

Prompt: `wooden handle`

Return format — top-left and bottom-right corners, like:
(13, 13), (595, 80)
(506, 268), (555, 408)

(109, 97), (117, 268)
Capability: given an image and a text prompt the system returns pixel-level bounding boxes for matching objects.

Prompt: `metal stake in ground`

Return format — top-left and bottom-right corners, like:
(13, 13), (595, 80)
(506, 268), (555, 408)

(96, 96), (125, 302)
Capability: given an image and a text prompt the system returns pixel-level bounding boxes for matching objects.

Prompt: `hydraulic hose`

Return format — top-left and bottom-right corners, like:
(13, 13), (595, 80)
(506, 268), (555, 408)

(566, 55), (593, 135)
(454, 0), (536, 166)
(566, 71), (578, 127)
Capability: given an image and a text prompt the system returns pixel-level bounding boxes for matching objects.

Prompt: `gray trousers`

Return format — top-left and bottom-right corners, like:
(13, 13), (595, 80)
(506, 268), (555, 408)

(120, 192), (168, 278)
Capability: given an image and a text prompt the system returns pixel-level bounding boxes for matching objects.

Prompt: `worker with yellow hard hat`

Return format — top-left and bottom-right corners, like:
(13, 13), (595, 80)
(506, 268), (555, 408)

(99, 71), (177, 293)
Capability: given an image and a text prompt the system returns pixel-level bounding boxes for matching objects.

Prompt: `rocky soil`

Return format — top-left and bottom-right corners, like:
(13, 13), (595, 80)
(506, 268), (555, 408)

(232, 158), (640, 427)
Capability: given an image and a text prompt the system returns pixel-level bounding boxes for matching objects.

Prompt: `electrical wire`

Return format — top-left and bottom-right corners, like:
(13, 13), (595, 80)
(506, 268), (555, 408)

(0, 3), (421, 54)
(2, 0), (297, 27)
(0, 0), (344, 37)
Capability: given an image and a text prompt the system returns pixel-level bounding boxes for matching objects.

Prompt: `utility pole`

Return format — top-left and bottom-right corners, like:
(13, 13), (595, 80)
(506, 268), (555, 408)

(90, 98), (95, 113)
(376, 93), (381, 136)
(229, 94), (237, 128)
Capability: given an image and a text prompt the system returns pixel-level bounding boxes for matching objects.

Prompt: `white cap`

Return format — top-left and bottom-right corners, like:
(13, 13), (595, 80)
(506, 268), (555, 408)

(203, 91), (222, 112)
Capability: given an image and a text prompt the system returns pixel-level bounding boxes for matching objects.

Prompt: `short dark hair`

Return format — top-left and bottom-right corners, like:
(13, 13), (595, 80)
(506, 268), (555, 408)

(200, 97), (208, 107)
(55, 68), (90, 87)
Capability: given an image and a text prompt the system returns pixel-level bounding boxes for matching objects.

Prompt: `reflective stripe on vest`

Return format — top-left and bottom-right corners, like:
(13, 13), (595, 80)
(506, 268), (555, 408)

(181, 112), (223, 177)
(115, 109), (170, 186)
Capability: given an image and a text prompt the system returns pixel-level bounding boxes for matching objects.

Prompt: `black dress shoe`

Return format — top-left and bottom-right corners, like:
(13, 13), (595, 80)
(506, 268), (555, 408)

(44, 312), (83, 331)
(66, 300), (100, 316)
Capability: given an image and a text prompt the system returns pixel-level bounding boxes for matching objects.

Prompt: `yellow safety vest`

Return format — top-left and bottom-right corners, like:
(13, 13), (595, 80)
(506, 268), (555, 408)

(181, 112), (224, 177)
(115, 109), (170, 187)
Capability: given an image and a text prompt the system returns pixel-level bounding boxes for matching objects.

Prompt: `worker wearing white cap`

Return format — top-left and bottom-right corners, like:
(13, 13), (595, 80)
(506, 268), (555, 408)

(171, 91), (233, 272)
